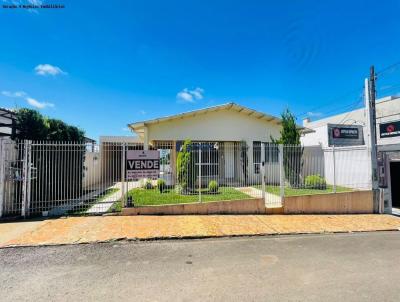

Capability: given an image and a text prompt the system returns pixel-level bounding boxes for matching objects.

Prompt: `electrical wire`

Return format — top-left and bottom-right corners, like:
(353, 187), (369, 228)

(336, 93), (365, 125)
(376, 61), (400, 76)
(296, 86), (364, 118)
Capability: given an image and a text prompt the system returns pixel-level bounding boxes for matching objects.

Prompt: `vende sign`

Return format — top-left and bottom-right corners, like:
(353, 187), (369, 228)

(126, 150), (160, 180)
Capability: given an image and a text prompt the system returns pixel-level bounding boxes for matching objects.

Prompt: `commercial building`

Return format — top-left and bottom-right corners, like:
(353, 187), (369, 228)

(301, 95), (400, 212)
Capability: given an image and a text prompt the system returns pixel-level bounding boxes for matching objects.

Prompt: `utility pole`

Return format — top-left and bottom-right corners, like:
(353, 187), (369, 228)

(365, 65), (380, 212)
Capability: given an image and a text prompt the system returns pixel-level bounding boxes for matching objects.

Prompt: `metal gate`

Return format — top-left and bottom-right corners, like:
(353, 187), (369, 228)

(0, 139), (133, 218)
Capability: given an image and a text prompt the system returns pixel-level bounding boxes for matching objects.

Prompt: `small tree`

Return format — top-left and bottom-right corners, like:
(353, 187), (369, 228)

(273, 109), (303, 188)
(176, 139), (196, 193)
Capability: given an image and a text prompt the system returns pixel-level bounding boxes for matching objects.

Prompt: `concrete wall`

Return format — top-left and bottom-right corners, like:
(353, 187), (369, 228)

(83, 152), (101, 189)
(323, 146), (371, 190)
(121, 198), (266, 215)
(284, 190), (373, 214)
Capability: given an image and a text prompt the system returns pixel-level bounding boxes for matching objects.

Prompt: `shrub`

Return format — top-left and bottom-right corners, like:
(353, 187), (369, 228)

(174, 184), (184, 194)
(157, 178), (166, 193)
(305, 174), (326, 189)
(208, 180), (219, 193)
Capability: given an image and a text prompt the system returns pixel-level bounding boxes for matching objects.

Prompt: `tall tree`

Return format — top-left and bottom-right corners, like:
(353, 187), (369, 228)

(273, 108), (301, 145)
(12, 108), (85, 141)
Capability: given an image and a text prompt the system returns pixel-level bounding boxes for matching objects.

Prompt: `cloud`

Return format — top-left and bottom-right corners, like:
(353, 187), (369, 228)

(307, 111), (323, 117)
(121, 127), (131, 132)
(2, 90), (55, 109)
(139, 110), (146, 115)
(26, 97), (54, 109)
(177, 87), (204, 103)
(34, 64), (66, 76)
(1, 90), (27, 98)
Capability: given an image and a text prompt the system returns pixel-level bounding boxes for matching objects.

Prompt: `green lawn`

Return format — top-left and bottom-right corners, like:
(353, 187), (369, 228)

(125, 187), (252, 206)
(260, 185), (352, 197)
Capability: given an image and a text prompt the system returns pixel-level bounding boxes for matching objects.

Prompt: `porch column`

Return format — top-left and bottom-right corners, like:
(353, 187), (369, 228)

(143, 126), (149, 150)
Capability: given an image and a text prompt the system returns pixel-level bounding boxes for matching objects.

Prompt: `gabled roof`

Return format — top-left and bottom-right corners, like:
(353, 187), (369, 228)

(129, 103), (282, 128)
(128, 102), (310, 134)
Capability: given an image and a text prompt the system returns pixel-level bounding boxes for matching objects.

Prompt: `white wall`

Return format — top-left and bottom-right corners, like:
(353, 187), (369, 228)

(83, 152), (101, 189)
(323, 146), (371, 190)
(147, 109), (281, 142)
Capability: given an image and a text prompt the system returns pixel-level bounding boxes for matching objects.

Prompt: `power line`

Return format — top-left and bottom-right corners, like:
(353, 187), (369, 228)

(376, 60), (400, 76)
(296, 86), (364, 118)
(336, 93), (365, 125)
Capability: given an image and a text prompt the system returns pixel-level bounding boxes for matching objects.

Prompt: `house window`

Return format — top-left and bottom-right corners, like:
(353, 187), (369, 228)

(253, 141), (279, 174)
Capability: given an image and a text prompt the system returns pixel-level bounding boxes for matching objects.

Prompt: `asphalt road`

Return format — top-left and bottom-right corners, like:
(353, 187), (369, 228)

(1, 232), (399, 302)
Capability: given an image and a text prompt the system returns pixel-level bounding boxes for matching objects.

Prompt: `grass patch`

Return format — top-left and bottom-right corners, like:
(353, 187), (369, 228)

(126, 187), (252, 207)
(258, 185), (352, 197)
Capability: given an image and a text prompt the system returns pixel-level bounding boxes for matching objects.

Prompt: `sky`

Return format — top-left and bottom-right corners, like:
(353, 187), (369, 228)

(1, 0), (400, 140)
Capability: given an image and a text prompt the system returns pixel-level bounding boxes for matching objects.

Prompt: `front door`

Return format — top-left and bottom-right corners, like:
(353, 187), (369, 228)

(390, 161), (400, 208)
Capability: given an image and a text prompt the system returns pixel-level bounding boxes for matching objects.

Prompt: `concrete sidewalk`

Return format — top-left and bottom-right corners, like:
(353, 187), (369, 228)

(1, 214), (400, 248)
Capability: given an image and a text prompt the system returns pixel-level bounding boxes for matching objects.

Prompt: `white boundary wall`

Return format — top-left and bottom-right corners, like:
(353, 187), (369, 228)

(323, 145), (371, 190)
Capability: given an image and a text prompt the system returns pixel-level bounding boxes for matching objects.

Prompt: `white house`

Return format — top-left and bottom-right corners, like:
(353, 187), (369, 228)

(127, 102), (305, 186)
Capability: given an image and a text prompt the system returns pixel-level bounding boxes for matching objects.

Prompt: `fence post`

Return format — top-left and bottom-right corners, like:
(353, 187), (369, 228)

(0, 139), (4, 218)
(332, 145), (337, 193)
(198, 147), (202, 203)
(21, 140), (31, 218)
(121, 143), (126, 208)
(279, 144), (284, 202)
(261, 143), (266, 202)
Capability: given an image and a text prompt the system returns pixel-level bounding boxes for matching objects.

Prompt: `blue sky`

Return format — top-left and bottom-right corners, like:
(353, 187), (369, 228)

(1, 0), (400, 140)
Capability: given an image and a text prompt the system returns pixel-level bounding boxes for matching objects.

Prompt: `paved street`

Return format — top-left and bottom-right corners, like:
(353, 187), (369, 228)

(1, 231), (400, 301)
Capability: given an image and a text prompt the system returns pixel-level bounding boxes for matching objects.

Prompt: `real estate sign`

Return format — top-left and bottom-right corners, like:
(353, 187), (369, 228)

(126, 150), (160, 180)
(380, 120), (400, 138)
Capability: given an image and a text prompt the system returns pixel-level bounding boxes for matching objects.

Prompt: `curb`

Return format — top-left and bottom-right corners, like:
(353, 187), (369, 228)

(1, 228), (399, 249)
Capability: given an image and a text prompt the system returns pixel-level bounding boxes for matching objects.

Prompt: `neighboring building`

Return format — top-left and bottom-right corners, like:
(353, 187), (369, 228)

(301, 95), (400, 212)
(128, 102), (305, 185)
(0, 108), (16, 138)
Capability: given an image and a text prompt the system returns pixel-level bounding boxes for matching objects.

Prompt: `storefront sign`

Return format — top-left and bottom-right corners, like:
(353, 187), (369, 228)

(126, 150), (160, 180)
(380, 120), (400, 138)
(331, 127), (359, 139)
